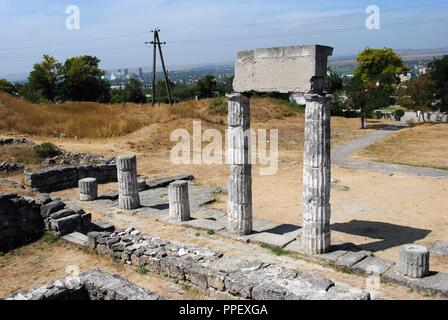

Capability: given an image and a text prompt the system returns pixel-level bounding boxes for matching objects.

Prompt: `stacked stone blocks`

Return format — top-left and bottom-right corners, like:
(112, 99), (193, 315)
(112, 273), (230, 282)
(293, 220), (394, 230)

(227, 93), (252, 236)
(117, 155), (140, 210)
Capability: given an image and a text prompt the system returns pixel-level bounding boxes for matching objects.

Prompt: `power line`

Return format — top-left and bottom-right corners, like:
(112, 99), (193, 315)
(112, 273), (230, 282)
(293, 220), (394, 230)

(1, 1), (448, 52)
(1, 16), (447, 61)
(162, 1), (448, 32)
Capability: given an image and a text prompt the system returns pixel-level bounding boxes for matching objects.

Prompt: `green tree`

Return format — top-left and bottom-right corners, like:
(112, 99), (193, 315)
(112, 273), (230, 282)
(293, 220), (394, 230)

(196, 74), (218, 98)
(0, 79), (16, 94)
(429, 55), (448, 112)
(27, 55), (61, 102)
(397, 74), (436, 110)
(351, 47), (407, 128)
(60, 55), (110, 102)
(325, 68), (343, 94)
(125, 78), (146, 104)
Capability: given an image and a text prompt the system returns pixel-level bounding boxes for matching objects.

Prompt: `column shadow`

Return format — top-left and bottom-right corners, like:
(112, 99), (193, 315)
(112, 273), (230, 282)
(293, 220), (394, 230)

(331, 220), (431, 252)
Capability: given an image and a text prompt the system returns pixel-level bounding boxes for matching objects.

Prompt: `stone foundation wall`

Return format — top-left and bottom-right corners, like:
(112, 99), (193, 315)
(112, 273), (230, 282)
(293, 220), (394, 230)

(8, 269), (164, 300)
(24, 164), (117, 192)
(87, 227), (370, 300)
(0, 194), (44, 252)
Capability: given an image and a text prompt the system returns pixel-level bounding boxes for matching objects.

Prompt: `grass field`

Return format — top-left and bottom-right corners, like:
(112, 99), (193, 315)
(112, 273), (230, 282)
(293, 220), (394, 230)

(356, 123), (448, 170)
(0, 92), (303, 139)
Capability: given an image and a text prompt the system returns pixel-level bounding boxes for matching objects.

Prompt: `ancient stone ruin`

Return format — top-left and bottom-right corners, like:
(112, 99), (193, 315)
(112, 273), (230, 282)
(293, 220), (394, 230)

(9, 269), (164, 300)
(231, 44), (333, 254)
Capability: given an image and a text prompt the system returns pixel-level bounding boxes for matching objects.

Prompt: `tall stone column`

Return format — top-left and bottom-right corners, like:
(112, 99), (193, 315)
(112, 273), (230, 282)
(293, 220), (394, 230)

(227, 93), (252, 236)
(117, 155), (140, 210)
(302, 94), (331, 255)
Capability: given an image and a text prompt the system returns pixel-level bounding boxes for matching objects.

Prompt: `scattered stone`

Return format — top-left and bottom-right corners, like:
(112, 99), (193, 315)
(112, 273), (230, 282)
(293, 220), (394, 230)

(146, 174), (195, 189)
(8, 269), (165, 300)
(61, 232), (88, 247)
(429, 241), (448, 256)
(336, 251), (371, 269)
(352, 256), (394, 275)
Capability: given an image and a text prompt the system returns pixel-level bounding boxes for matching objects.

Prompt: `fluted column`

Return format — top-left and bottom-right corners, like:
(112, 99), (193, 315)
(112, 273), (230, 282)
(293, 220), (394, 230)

(168, 181), (191, 221)
(227, 93), (252, 236)
(399, 244), (430, 278)
(302, 94), (331, 255)
(79, 177), (98, 201)
(117, 155), (140, 210)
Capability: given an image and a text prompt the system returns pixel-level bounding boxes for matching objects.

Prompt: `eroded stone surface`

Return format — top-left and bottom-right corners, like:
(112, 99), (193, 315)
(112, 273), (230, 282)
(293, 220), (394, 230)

(233, 45), (333, 94)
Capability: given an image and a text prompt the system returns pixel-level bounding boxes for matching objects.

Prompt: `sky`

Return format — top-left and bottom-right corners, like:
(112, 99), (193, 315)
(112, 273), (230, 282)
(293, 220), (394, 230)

(0, 0), (447, 77)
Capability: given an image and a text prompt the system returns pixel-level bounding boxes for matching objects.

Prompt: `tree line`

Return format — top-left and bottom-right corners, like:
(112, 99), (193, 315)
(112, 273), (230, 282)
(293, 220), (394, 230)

(328, 48), (448, 128)
(0, 54), (233, 105)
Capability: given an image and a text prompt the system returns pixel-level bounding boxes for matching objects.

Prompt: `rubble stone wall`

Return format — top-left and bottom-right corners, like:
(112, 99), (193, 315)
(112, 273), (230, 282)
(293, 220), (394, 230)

(0, 194), (44, 252)
(8, 269), (164, 300)
(87, 227), (370, 300)
(24, 164), (117, 192)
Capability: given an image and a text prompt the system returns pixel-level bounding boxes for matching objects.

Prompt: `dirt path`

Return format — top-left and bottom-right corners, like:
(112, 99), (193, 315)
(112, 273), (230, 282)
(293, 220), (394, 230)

(333, 124), (448, 178)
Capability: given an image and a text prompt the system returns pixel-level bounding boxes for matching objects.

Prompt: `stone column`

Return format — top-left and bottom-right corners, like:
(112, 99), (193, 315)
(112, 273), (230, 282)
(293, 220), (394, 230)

(168, 181), (191, 221)
(302, 94), (331, 255)
(227, 93), (252, 236)
(399, 244), (430, 278)
(117, 155), (140, 210)
(79, 177), (98, 201)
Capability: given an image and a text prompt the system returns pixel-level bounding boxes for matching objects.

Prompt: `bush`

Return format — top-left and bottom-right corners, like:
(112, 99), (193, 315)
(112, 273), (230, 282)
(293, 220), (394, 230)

(373, 110), (384, 119)
(392, 109), (405, 121)
(207, 96), (227, 115)
(34, 142), (62, 159)
(42, 232), (59, 244)
(406, 119), (416, 129)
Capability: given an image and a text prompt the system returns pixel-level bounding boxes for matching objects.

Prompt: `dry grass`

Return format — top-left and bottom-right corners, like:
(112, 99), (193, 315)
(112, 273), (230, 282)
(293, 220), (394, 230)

(0, 239), (208, 300)
(0, 93), (303, 139)
(356, 123), (448, 170)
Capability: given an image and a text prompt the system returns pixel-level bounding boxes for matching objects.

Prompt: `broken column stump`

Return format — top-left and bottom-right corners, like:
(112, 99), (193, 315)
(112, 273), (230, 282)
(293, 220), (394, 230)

(399, 244), (430, 278)
(168, 180), (191, 221)
(227, 93), (252, 236)
(117, 155), (140, 210)
(301, 94), (332, 255)
(79, 177), (98, 201)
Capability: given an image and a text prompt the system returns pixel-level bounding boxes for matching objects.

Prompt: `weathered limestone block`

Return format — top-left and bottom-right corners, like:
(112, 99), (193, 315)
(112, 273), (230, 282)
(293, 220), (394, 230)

(399, 244), (430, 278)
(79, 178), (98, 201)
(233, 45), (333, 94)
(168, 181), (191, 222)
(117, 155), (140, 210)
(302, 94), (332, 255)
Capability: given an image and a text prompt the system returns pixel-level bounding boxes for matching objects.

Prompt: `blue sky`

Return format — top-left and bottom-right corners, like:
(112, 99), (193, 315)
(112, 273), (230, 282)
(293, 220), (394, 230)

(0, 0), (447, 76)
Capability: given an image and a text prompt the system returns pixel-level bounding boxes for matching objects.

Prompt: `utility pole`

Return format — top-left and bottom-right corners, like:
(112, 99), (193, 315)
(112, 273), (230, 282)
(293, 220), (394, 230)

(145, 28), (172, 106)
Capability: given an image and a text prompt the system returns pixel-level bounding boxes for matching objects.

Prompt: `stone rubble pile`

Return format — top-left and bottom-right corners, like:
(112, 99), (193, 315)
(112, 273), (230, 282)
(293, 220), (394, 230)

(0, 162), (24, 173)
(87, 227), (370, 300)
(8, 269), (164, 300)
(0, 137), (35, 146)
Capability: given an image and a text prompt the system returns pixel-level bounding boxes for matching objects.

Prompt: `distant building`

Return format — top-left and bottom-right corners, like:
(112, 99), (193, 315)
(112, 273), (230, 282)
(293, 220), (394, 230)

(124, 68), (129, 76)
(138, 68), (143, 78)
(399, 72), (417, 82)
